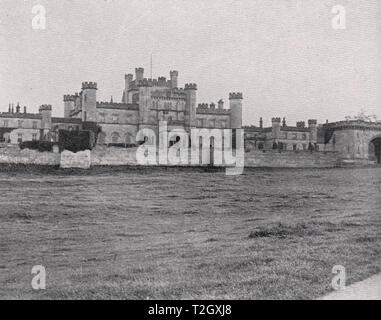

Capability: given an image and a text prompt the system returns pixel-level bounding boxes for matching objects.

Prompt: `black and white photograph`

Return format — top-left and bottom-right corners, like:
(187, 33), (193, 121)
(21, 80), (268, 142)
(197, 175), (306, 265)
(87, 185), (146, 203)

(0, 0), (380, 308)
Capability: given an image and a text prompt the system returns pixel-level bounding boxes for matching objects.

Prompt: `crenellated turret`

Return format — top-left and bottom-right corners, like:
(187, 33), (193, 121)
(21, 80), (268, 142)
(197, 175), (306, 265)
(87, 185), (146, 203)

(218, 99), (224, 110)
(271, 117), (281, 140)
(308, 119), (318, 141)
(63, 94), (76, 118)
(170, 70), (178, 88)
(39, 104), (52, 130)
(81, 82), (97, 122)
(185, 83), (197, 128)
(135, 67), (144, 81)
(229, 92), (243, 129)
(124, 74), (133, 103)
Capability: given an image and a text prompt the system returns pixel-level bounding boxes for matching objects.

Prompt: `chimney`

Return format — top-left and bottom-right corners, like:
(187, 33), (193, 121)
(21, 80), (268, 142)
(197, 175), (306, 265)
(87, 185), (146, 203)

(11, 104), (14, 113)
(16, 102), (20, 113)
(8, 103), (11, 113)
(24, 106), (27, 114)
(260, 117), (263, 128)
(282, 117), (286, 127)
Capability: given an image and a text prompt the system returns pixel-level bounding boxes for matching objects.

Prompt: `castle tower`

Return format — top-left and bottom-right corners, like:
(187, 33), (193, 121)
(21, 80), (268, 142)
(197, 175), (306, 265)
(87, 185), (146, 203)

(138, 79), (152, 127)
(170, 71), (178, 89)
(39, 104), (52, 131)
(63, 95), (75, 118)
(308, 119), (318, 141)
(135, 67), (144, 82)
(271, 117), (281, 140)
(81, 82), (97, 122)
(229, 92), (243, 129)
(124, 74), (133, 103)
(218, 99), (224, 110)
(185, 83), (197, 128)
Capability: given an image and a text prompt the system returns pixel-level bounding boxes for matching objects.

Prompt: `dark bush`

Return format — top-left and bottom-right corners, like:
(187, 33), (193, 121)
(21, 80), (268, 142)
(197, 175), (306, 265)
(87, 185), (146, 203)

(59, 130), (93, 153)
(19, 141), (54, 152)
(107, 143), (137, 148)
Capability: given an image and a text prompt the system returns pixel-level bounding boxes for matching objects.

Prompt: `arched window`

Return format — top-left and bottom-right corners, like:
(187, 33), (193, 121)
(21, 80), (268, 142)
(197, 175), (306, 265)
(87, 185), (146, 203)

(112, 132), (120, 143)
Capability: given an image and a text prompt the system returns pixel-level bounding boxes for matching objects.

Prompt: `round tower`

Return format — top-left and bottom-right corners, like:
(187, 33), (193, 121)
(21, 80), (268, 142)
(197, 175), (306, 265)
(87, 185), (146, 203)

(308, 119), (318, 142)
(170, 70), (178, 89)
(229, 92), (243, 129)
(63, 94), (75, 118)
(124, 74), (133, 103)
(39, 104), (52, 130)
(138, 79), (153, 126)
(135, 68), (144, 82)
(81, 82), (97, 122)
(271, 117), (281, 140)
(185, 83), (197, 128)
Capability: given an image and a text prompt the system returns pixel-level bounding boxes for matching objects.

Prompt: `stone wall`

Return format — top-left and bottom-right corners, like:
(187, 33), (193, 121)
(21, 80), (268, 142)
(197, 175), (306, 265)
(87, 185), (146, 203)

(0, 146), (60, 165)
(0, 145), (353, 169)
(60, 150), (91, 169)
(244, 150), (340, 168)
(91, 146), (137, 166)
(90, 146), (341, 168)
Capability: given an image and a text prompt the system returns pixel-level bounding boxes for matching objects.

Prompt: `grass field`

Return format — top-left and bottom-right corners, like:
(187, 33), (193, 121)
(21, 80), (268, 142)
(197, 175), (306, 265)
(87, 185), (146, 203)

(0, 165), (380, 299)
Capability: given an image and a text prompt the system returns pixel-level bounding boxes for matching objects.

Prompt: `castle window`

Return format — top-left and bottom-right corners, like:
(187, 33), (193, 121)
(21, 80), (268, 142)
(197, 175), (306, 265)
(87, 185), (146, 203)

(303, 144), (307, 150)
(112, 114), (119, 123)
(293, 144), (297, 151)
(18, 120), (23, 128)
(32, 133), (37, 141)
(258, 143), (264, 150)
(32, 121), (38, 129)
(18, 133), (23, 143)
(112, 132), (120, 143)
(3, 120), (8, 128)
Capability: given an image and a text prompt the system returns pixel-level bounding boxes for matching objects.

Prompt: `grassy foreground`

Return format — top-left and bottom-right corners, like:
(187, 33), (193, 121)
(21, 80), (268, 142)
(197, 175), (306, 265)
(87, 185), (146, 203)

(0, 166), (380, 299)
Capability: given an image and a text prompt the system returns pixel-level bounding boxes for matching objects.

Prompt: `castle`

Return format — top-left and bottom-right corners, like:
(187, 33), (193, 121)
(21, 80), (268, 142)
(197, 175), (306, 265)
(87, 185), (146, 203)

(62, 68), (243, 145)
(1, 67), (381, 165)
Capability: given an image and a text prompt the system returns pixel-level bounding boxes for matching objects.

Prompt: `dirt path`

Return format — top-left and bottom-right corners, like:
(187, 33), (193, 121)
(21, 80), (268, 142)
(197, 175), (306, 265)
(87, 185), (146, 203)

(319, 274), (381, 300)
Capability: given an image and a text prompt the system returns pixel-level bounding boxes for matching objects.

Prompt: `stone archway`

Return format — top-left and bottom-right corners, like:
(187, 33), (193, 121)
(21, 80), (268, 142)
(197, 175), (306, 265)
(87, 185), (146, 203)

(369, 136), (381, 164)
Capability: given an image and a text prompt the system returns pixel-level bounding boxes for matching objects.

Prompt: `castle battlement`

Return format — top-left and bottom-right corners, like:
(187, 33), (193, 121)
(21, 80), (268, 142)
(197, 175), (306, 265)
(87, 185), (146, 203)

(63, 94), (76, 102)
(184, 83), (197, 90)
(229, 92), (243, 99)
(82, 82), (97, 90)
(39, 104), (52, 111)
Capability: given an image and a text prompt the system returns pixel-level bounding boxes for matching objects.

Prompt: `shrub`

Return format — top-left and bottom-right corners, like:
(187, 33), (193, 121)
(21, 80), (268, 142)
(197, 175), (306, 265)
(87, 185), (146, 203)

(107, 143), (137, 148)
(19, 141), (54, 152)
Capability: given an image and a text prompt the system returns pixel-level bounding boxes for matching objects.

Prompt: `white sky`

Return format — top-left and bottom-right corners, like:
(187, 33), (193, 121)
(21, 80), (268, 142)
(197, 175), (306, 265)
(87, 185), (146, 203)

(0, 0), (380, 126)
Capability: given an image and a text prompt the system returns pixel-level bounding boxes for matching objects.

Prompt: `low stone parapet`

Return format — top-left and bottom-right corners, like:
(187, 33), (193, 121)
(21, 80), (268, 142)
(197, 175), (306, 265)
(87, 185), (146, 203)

(60, 150), (91, 169)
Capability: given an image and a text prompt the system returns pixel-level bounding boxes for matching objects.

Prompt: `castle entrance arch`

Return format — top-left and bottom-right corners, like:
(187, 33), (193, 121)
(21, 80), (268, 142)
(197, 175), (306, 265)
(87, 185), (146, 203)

(369, 136), (381, 164)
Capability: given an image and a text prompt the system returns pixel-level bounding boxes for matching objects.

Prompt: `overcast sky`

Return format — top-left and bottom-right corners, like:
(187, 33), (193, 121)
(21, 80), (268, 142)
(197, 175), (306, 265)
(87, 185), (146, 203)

(0, 0), (380, 126)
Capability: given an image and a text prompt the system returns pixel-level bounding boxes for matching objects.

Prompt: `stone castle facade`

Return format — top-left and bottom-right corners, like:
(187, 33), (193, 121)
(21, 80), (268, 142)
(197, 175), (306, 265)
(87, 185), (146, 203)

(63, 68), (242, 146)
(1, 67), (381, 165)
